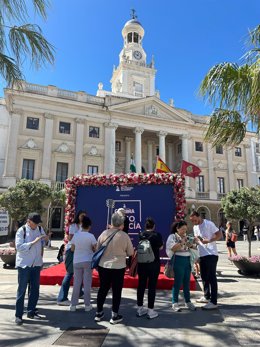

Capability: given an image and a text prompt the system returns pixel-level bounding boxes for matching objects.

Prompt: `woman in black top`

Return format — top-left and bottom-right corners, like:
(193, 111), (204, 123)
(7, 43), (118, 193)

(136, 217), (163, 319)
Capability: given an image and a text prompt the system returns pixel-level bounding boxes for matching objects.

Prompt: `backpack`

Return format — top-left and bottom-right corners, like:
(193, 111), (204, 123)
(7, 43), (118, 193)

(137, 238), (155, 263)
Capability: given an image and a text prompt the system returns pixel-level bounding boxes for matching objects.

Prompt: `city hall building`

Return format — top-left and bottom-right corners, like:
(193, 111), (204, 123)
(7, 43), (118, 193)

(0, 16), (259, 234)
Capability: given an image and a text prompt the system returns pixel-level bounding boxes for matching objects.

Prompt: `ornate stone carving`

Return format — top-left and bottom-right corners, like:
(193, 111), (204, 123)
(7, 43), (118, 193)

(22, 138), (38, 149)
(134, 127), (144, 134)
(44, 113), (53, 119)
(55, 143), (71, 153)
(104, 122), (118, 130)
(75, 118), (84, 124)
(88, 146), (98, 156)
(158, 131), (168, 137)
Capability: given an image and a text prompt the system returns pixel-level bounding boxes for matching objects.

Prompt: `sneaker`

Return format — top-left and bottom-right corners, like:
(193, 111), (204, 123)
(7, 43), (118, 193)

(110, 315), (123, 325)
(185, 302), (196, 311)
(94, 312), (104, 322)
(136, 306), (148, 317)
(79, 293), (84, 299)
(69, 305), (76, 312)
(85, 304), (92, 312)
(15, 317), (23, 325)
(57, 300), (71, 306)
(196, 296), (209, 303)
(27, 312), (42, 320)
(172, 303), (181, 312)
(147, 309), (158, 319)
(202, 302), (218, 310)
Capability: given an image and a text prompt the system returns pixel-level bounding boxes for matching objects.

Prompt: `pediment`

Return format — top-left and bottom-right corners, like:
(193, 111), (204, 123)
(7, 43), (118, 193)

(109, 97), (194, 124)
(54, 143), (72, 153)
(21, 138), (38, 149)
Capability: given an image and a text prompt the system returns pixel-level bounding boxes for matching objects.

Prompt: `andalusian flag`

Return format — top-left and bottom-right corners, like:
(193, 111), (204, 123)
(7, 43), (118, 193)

(155, 156), (171, 173)
(130, 157), (136, 173)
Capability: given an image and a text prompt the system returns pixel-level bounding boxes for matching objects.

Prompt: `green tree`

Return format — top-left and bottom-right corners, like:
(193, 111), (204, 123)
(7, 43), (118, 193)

(0, 179), (51, 225)
(199, 25), (260, 147)
(0, 0), (55, 88)
(221, 187), (260, 257)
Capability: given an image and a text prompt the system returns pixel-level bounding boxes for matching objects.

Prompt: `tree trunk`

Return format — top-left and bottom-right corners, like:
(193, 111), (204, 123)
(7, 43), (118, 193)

(247, 226), (252, 257)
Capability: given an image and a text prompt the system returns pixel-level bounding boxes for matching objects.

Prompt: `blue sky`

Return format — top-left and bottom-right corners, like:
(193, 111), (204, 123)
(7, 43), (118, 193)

(1, 0), (259, 115)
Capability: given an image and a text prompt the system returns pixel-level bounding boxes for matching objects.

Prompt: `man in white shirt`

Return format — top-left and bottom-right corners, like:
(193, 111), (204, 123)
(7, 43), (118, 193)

(15, 212), (47, 325)
(190, 211), (222, 310)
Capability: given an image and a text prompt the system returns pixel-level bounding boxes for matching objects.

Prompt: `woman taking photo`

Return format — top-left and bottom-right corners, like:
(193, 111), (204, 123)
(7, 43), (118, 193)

(166, 220), (196, 312)
(225, 221), (237, 258)
(136, 217), (163, 319)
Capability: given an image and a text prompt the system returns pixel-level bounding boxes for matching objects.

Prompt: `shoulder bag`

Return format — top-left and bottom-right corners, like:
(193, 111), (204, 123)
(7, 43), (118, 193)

(91, 231), (117, 269)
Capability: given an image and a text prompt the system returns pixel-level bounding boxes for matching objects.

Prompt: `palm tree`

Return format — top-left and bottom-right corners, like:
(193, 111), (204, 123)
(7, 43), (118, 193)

(199, 25), (260, 147)
(0, 0), (55, 88)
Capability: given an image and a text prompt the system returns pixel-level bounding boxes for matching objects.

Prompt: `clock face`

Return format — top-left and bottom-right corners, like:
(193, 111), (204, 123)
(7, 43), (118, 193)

(133, 50), (142, 60)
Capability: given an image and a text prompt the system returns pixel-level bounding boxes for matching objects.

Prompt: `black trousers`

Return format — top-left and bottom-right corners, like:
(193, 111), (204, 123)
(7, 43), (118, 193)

(200, 255), (218, 305)
(137, 261), (160, 309)
(97, 266), (125, 314)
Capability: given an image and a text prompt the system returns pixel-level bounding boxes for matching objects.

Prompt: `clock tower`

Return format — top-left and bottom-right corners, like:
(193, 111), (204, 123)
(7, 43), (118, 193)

(110, 11), (156, 98)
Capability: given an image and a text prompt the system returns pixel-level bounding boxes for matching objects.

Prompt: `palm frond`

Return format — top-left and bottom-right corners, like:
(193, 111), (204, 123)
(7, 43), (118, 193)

(204, 109), (247, 147)
(33, 0), (50, 20)
(9, 24), (55, 67)
(0, 0), (50, 22)
(0, 52), (23, 87)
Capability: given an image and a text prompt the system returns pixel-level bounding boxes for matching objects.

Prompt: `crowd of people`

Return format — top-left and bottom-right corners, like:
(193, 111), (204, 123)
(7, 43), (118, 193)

(14, 209), (225, 325)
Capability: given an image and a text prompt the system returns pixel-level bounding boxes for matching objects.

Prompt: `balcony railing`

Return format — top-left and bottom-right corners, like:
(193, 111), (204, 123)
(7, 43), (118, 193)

(196, 192), (210, 199)
(217, 193), (226, 200)
(51, 181), (65, 191)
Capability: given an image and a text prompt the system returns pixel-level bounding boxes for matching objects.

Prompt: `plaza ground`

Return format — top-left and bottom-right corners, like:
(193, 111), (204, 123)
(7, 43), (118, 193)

(0, 240), (259, 347)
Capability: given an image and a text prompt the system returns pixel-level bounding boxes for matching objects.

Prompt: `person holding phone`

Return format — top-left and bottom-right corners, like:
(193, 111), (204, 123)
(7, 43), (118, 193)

(15, 212), (48, 325)
(190, 211), (222, 310)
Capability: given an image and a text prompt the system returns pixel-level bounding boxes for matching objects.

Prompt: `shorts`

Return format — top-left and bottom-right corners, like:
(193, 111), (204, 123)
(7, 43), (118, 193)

(226, 240), (236, 248)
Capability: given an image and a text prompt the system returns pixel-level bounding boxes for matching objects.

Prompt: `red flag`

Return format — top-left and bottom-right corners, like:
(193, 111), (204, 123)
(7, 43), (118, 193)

(155, 157), (172, 173)
(181, 160), (201, 178)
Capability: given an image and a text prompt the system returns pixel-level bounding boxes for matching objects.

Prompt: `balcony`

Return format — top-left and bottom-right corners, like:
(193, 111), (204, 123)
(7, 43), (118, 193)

(196, 192), (210, 199)
(217, 193), (226, 200)
(51, 181), (65, 191)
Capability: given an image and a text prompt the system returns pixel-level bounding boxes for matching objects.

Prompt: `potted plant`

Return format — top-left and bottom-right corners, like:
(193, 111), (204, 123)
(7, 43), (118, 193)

(221, 187), (260, 275)
(0, 245), (16, 268)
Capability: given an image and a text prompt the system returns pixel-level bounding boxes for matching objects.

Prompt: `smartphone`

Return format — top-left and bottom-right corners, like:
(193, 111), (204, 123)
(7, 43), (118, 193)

(197, 236), (203, 241)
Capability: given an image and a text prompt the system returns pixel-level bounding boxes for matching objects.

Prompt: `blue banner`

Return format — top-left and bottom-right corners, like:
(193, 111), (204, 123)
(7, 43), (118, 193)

(76, 183), (176, 253)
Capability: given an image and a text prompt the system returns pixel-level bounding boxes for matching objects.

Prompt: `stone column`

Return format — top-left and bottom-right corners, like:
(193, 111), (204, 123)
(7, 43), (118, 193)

(245, 142), (254, 186)
(40, 113), (54, 185)
(3, 112), (21, 185)
(125, 137), (132, 173)
(157, 131), (167, 162)
(104, 122), (118, 174)
(227, 149), (234, 191)
(207, 143), (217, 199)
(147, 140), (154, 173)
(167, 142), (174, 171)
(181, 134), (193, 197)
(134, 127), (144, 173)
(74, 118), (84, 175)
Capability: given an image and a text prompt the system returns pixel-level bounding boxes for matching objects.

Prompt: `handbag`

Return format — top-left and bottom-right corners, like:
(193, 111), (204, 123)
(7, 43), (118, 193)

(164, 255), (175, 278)
(231, 233), (238, 242)
(128, 250), (138, 277)
(91, 231), (117, 269)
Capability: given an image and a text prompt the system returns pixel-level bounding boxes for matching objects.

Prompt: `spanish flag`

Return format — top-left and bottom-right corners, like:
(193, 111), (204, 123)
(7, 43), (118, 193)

(155, 157), (171, 173)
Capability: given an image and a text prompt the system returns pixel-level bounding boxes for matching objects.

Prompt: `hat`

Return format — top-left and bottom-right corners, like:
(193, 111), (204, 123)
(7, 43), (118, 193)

(28, 212), (42, 224)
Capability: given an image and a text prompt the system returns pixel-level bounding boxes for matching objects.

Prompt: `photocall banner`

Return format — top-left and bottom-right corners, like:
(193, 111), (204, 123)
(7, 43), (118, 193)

(75, 183), (175, 248)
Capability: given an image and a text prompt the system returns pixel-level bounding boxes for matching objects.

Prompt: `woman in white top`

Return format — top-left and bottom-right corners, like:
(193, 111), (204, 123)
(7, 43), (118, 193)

(166, 220), (196, 312)
(70, 216), (97, 311)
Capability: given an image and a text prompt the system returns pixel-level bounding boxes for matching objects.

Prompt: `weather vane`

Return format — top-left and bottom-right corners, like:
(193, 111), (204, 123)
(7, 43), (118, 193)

(131, 8), (137, 19)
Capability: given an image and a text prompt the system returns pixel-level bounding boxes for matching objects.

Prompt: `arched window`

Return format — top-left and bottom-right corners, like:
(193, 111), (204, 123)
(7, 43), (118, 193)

(133, 32), (139, 43)
(127, 32), (132, 43)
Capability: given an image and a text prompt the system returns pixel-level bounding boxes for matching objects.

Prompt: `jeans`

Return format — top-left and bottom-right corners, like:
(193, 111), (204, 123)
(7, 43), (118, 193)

(15, 266), (41, 318)
(200, 255), (218, 305)
(97, 266), (125, 314)
(172, 256), (191, 304)
(137, 261), (160, 309)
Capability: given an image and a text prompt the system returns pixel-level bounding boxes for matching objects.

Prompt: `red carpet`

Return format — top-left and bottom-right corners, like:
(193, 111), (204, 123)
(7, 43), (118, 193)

(40, 263), (196, 290)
